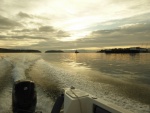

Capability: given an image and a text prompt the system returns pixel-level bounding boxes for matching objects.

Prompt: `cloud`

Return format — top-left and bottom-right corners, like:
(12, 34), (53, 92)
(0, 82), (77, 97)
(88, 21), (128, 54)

(0, 24), (71, 49)
(0, 15), (22, 29)
(17, 11), (50, 21)
(0, 34), (47, 40)
(17, 12), (32, 18)
(88, 12), (150, 32)
(119, 23), (150, 33)
(4, 22), (149, 50)
(75, 23), (150, 48)
(10, 35), (48, 40)
(11, 26), (70, 39)
(30, 39), (77, 50)
(56, 30), (70, 37)
(0, 34), (47, 48)
(39, 26), (55, 32)
(0, 0), (150, 50)
(0, 35), (7, 39)
(12, 28), (38, 32)
(0, 7), (4, 12)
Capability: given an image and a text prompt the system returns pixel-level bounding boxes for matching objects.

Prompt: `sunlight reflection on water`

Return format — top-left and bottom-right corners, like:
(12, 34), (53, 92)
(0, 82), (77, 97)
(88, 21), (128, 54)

(42, 53), (150, 84)
(42, 53), (150, 105)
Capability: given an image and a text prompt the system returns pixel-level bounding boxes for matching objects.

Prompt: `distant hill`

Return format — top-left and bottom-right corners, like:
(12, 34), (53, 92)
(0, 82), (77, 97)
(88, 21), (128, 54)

(97, 47), (149, 53)
(0, 48), (41, 53)
(45, 50), (64, 53)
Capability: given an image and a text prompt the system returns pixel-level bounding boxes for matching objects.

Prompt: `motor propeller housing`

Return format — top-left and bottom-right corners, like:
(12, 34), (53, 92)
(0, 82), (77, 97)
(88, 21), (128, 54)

(12, 80), (37, 113)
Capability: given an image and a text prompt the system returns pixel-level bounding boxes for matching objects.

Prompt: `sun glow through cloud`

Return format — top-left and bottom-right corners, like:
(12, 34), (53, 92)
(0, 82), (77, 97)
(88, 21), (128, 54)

(0, 0), (150, 50)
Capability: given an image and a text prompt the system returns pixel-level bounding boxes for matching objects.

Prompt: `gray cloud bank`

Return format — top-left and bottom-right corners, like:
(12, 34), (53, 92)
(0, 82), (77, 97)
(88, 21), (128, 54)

(29, 23), (150, 50)
(0, 15), (22, 29)
(0, 9), (150, 50)
(75, 23), (150, 49)
(17, 12), (32, 19)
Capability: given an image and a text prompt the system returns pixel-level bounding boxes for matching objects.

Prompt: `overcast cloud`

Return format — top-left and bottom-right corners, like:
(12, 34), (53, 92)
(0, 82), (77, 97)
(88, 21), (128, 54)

(80, 23), (150, 45)
(0, 15), (22, 29)
(0, 0), (150, 51)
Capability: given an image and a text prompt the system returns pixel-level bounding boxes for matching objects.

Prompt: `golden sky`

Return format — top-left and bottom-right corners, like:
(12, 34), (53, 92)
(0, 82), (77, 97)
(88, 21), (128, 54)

(0, 0), (150, 50)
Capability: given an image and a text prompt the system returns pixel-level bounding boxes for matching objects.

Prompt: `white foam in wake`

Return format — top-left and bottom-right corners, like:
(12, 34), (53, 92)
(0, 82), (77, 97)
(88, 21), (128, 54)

(7, 54), (41, 82)
(33, 59), (150, 113)
(12, 63), (27, 82)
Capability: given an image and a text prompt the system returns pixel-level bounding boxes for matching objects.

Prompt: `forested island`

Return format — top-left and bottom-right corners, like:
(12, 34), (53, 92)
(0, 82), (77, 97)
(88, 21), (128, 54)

(0, 48), (41, 53)
(97, 47), (149, 53)
(45, 50), (64, 53)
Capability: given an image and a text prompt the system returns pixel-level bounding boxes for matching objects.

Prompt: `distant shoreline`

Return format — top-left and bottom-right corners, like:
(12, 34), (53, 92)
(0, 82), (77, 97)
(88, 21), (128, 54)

(0, 47), (149, 53)
(97, 47), (150, 54)
(45, 50), (64, 53)
(0, 48), (41, 53)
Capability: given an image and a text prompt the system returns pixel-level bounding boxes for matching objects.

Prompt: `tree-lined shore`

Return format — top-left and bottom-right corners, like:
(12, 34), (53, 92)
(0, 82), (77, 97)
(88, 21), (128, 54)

(0, 48), (41, 53)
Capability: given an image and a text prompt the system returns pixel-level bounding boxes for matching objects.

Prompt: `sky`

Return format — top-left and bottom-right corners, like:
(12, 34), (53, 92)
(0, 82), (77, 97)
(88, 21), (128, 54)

(0, 0), (150, 51)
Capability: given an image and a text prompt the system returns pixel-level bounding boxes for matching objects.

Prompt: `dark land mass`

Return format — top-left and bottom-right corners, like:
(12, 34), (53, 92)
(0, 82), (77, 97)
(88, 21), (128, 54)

(45, 50), (64, 53)
(97, 47), (149, 54)
(0, 48), (41, 53)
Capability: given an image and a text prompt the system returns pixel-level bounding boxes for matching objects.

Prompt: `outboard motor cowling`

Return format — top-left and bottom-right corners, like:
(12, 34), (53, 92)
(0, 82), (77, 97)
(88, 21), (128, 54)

(12, 80), (37, 113)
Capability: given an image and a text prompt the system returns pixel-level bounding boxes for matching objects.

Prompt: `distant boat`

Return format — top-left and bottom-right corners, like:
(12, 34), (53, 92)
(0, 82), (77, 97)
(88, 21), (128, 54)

(75, 50), (79, 53)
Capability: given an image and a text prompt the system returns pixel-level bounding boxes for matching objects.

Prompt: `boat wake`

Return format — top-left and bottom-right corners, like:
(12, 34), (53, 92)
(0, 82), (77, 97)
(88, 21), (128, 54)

(0, 54), (149, 113)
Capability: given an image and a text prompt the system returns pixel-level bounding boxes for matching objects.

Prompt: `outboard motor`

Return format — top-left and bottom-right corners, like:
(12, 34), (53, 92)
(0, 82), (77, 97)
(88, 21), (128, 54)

(12, 80), (37, 113)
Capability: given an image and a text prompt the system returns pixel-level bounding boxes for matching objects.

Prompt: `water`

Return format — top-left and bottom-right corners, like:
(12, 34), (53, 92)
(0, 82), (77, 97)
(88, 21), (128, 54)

(0, 53), (150, 113)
